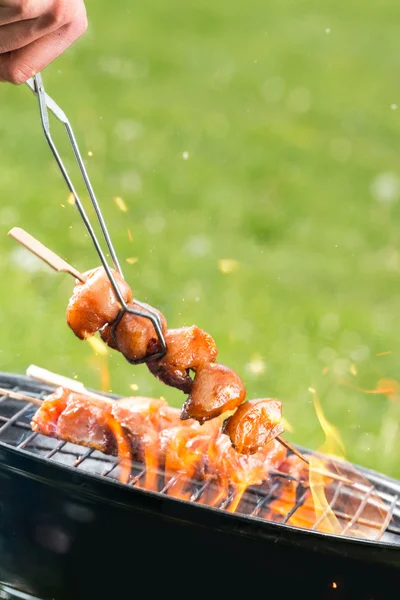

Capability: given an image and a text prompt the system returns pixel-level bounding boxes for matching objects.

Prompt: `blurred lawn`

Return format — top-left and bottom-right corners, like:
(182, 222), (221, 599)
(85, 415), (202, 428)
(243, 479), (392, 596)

(0, 0), (400, 476)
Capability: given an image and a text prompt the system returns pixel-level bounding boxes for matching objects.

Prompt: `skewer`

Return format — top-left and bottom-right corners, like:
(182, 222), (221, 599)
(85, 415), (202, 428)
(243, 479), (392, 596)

(3, 383), (351, 486)
(0, 388), (42, 406)
(26, 365), (113, 404)
(7, 230), (310, 464)
(25, 73), (166, 364)
(0, 369), (350, 486)
(10, 228), (301, 464)
(4, 384), (353, 486)
(276, 435), (309, 465)
(8, 227), (85, 282)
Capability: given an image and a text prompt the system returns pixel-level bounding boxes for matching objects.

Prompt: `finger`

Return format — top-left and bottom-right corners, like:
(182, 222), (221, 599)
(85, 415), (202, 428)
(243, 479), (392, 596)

(0, 15), (87, 84)
(0, 1), (55, 26)
(0, 14), (67, 53)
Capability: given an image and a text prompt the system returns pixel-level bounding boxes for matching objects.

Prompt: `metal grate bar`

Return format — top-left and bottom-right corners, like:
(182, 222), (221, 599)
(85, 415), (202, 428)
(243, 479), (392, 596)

(190, 478), (213, 502)
(74, 448), (94, 467)
(17, 431), (39, 449)
(312, 482), (344, 530)
(219, 489), (235, 510)
(160, 474), (182, 494)
(282, 487), (310, 524)
(130, 469), (146, 486)
(0, 416), (31, 430)
(341, 486), (375, 535)
(45, 441), (66, 459)
(251, 482), (281, 517)
(101, 459), (119, 477)
(0, 404), (33, 435)
(381, 495), (399, 536)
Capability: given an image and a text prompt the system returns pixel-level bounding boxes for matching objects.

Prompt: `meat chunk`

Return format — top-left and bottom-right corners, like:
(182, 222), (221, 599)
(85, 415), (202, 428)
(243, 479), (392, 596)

(101, 302), (167, 362)
(222, 398), (284, 455)
(159, 326), (217, 370)
(57, 395), (115, 453)
(146, 326), (217, 394)
(31, 388), (185, 460)
(147, 361), (193, 394)
(180, 362), (246, 424)
(209, 433), (287, 489)
(30, 386), (69, 437)
(66, 267), (132, 339)
(31, 387), (115, 453)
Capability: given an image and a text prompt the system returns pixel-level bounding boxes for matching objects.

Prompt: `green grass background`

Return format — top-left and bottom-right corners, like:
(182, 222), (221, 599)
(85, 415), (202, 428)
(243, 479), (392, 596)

(0, 0), (400, 477)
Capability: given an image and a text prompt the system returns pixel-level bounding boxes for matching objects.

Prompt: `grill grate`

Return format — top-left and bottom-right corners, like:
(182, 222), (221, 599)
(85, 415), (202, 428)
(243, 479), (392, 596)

(0, 377), (399, 543)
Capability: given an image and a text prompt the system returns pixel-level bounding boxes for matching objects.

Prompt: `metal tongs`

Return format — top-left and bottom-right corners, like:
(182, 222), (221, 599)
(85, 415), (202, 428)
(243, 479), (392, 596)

(25, 73), (166, 364)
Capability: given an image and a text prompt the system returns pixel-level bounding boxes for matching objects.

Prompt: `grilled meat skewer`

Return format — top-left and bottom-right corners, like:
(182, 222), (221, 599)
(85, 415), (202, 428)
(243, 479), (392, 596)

(65, 266), (249, 427)
(31, 386), (287, 486)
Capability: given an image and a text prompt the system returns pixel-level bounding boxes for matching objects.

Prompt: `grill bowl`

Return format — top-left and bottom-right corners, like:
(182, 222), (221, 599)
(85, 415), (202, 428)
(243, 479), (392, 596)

(0, 372), (399, 600)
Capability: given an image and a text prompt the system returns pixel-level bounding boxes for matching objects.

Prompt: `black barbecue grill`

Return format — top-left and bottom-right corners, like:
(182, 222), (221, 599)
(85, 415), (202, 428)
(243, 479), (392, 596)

(0, 372), (399, 600)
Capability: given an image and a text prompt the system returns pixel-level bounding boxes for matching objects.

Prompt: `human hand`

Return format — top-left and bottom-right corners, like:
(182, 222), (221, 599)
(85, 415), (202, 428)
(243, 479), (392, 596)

(0, 0), (87, 84)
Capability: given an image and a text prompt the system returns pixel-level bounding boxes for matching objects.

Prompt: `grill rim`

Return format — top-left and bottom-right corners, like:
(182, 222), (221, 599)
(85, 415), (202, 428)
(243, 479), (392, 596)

(0, 371), (399, 561)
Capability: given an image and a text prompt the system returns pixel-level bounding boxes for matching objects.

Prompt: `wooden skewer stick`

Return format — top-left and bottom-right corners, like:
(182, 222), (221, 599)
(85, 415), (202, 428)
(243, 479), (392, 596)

(8, 227), (85, 282)
(26, 365), (113, 404)
(276, 435), (309, 465)
(0, 387), (42, 406)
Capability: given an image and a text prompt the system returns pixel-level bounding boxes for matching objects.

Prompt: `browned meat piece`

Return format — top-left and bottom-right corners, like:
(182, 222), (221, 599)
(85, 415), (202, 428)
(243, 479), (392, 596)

(180, 362), (246, 424)
(222, 398), (284, 455)
(112, 395), (186, 437)
(101, 302), (167, 362)
(31, 387), (185, 460)
(32, 387), (115, 453)
(30, 386), (70, 437)
(209, 433), (287, 489)
(146, 326), (217, 394)
(66, 267), (132, 339)
(146, 361), (193, 394)
(159, 326), (217, 370)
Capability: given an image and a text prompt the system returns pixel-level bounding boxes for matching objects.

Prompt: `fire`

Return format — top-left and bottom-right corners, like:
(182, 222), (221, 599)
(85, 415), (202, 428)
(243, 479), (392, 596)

(104, 414), (132, 484)
(360, 378), (400, 401)
(307, 388), (347, 534)
(309, 456), (342, 534)
(164, 427), (206, 499)
(338, 371), (400, 402)
(83, 377), (391, 540)
(142, 431), (160, 491)
(309, 387), (345, 458)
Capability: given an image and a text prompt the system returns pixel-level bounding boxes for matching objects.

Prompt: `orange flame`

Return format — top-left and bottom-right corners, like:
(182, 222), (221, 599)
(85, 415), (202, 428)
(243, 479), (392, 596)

(361, 378), (400, 401)
(105, 415), (132, 484)
(309, 387), (345, 458)
(140, 432), (159, 491)
(309, 456), (342, 534)
(339, 376), (400, 402)
(84, 384), (391, 541)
